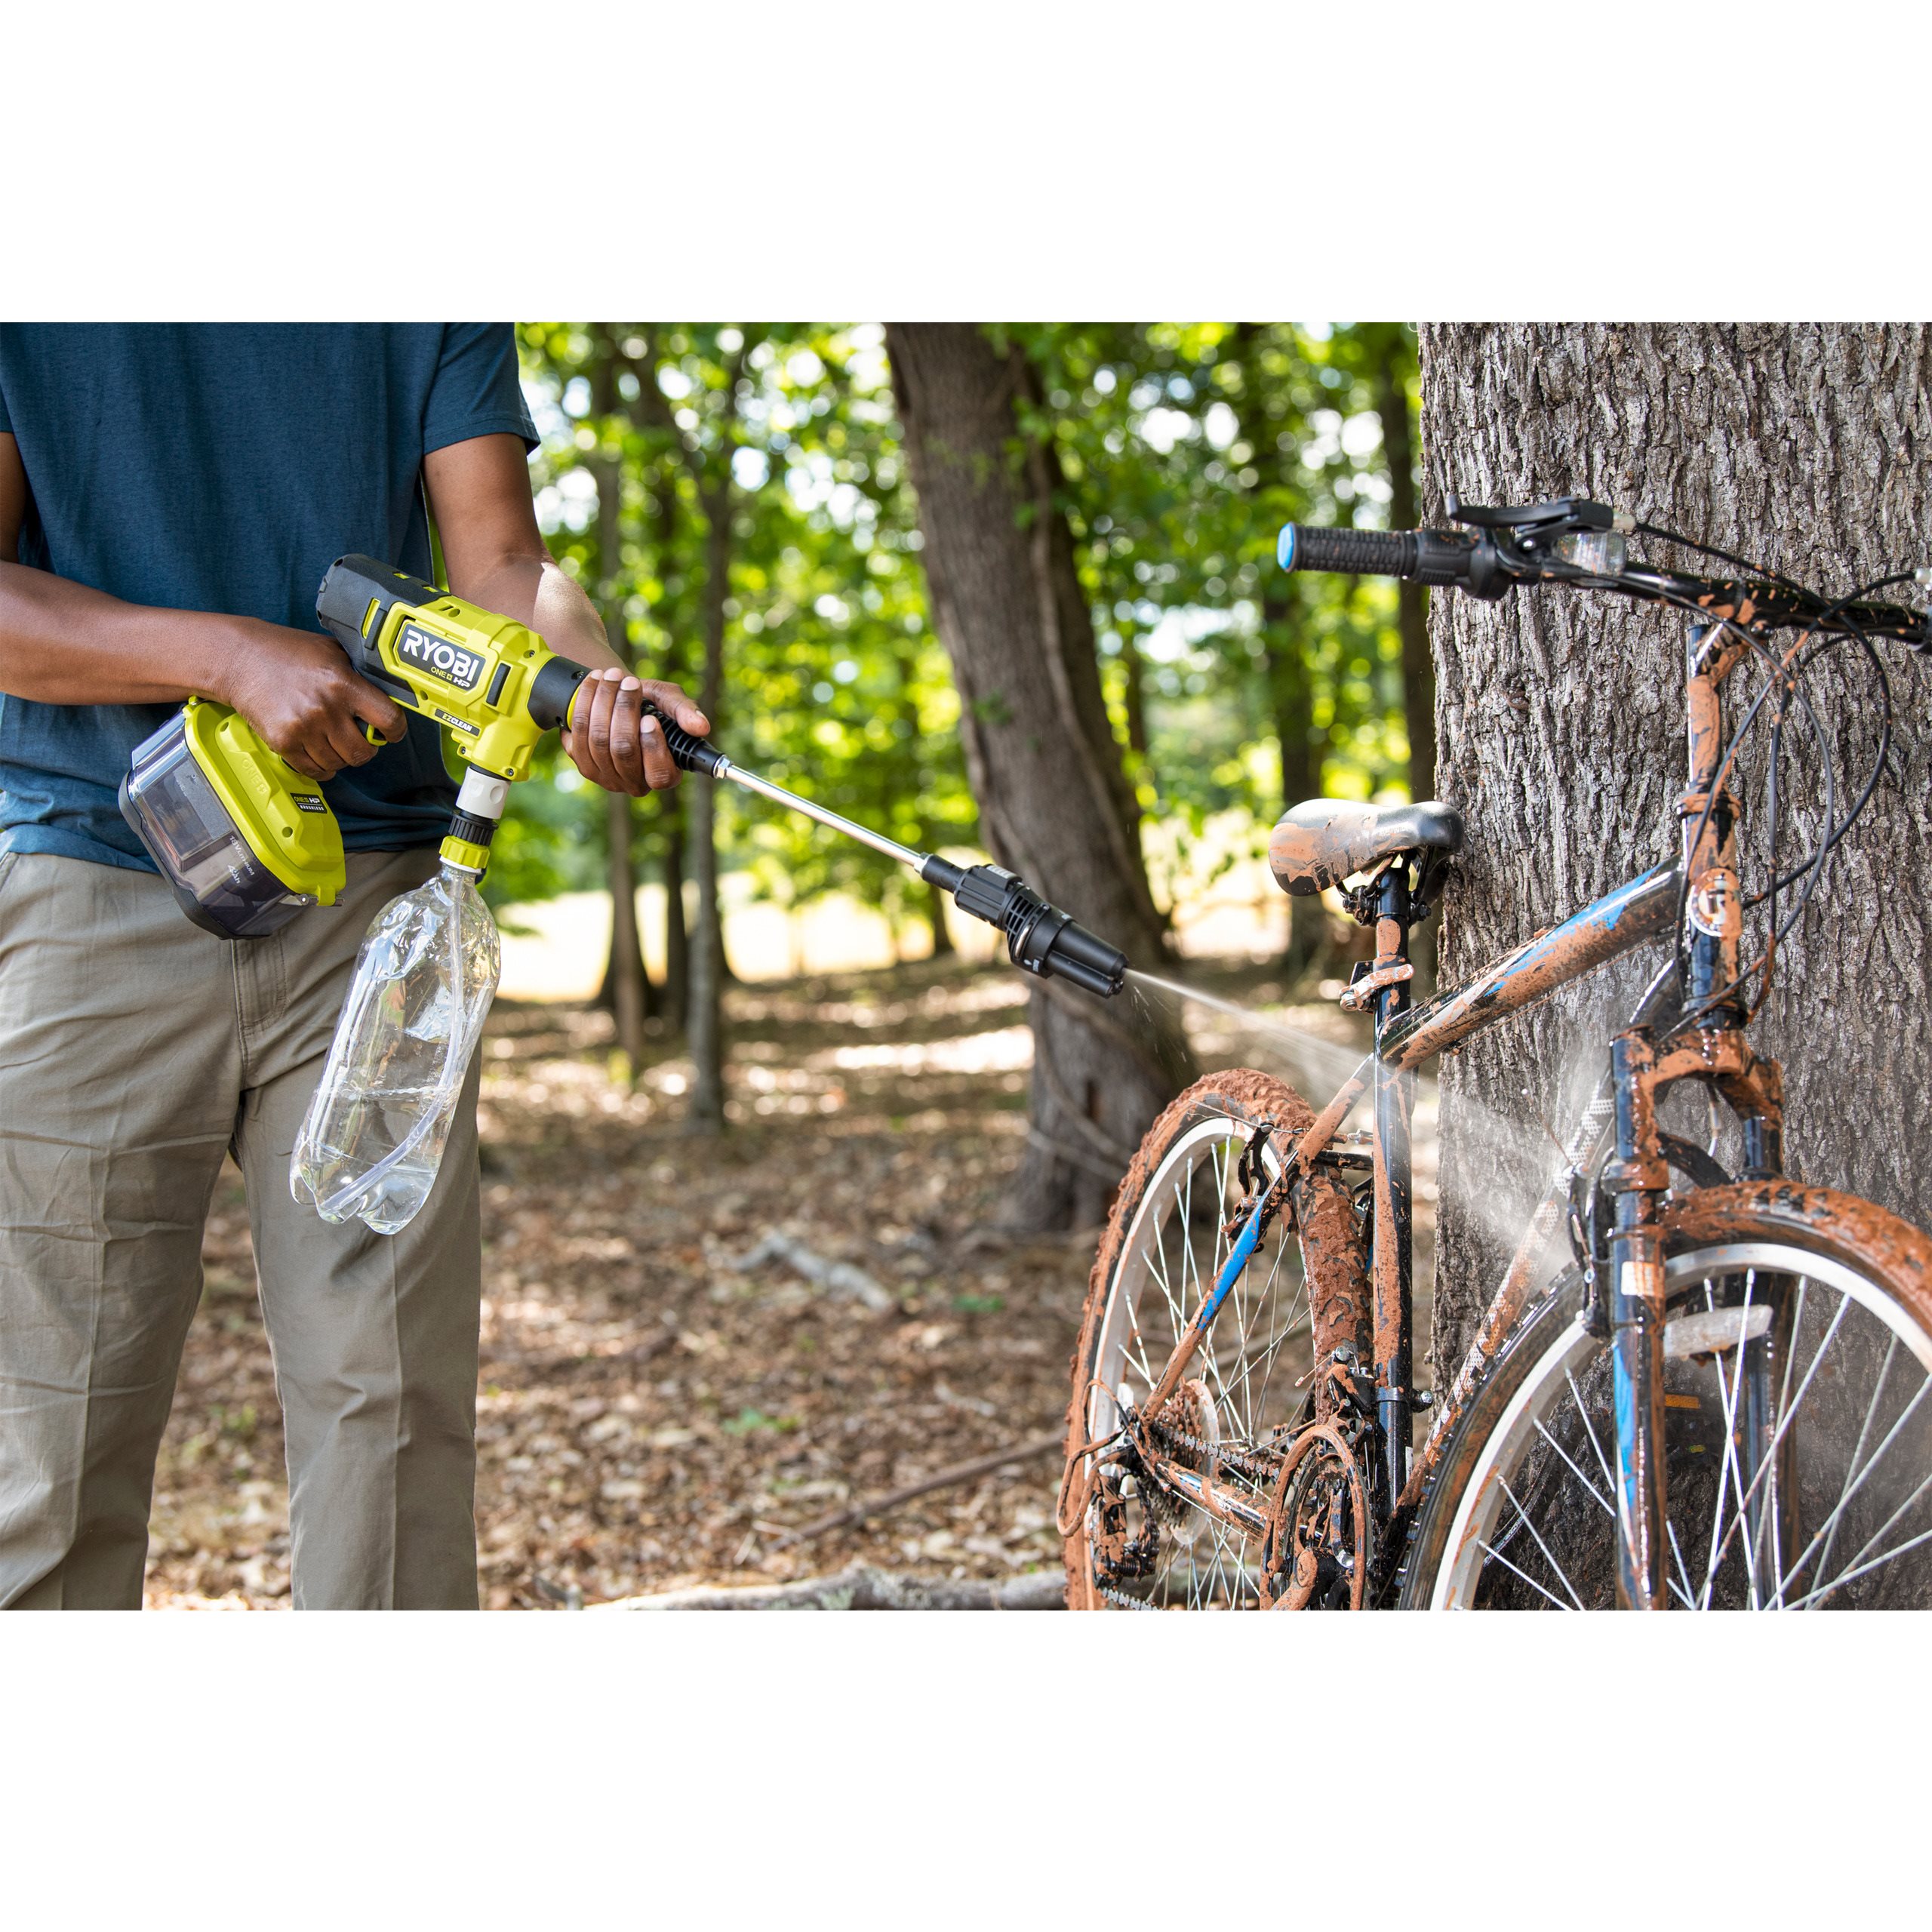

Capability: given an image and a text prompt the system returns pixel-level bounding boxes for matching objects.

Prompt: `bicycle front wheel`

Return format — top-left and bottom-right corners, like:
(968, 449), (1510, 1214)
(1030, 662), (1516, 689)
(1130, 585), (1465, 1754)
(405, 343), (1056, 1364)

(1400, 1185), (1932, 1610)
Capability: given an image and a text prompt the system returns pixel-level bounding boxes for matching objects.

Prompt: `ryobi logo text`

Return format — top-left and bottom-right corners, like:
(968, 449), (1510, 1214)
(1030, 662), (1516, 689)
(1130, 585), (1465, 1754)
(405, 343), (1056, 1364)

(395, 623), (485, 694)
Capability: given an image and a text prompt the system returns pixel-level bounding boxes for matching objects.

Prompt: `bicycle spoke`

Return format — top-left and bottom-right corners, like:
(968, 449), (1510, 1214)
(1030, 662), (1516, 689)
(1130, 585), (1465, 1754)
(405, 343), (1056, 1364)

(1776, 1375), (1932, 1605)
(1782, 1516), (1932, 1612)
(1567, 1364), (1617, 1501)
(1497, 1471), (1586, 1609)
(1422, 1232), (1932, 1612)
(1698, 1270), (1760, 1611)
(1666, 1516), (1696, 1611)
(1700, 1289), (1854, 1593)
(1531, 1416), (1612, 1518)
(1474, 1536), (1576, 1611)
(1814, 1329), (1898, 1592)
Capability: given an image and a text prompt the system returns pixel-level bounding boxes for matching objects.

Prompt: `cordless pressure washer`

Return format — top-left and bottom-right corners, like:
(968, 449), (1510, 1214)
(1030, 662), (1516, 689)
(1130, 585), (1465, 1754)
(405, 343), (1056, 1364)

(120, 557), (1129, 997)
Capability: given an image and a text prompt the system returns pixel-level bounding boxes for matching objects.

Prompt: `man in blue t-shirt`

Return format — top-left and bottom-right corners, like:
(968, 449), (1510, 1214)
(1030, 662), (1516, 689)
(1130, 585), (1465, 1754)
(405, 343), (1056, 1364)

(0, 324), (706, 1609)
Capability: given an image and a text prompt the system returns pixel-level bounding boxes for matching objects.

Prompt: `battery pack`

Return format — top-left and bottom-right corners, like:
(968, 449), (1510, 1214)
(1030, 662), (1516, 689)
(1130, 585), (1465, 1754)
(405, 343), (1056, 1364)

(120, 701), (346, 940)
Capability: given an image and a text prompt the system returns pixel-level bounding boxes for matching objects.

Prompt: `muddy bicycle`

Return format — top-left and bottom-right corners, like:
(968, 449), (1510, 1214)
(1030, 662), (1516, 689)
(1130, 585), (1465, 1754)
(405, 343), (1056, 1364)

(1060, 496), (1932, 1610)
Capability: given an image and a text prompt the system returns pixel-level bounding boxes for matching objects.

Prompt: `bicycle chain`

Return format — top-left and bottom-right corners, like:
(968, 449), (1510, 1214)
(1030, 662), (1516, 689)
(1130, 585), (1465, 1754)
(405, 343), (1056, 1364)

(1141, 1413), (1283, 1494)
(1088, 1399), (1295, 1606)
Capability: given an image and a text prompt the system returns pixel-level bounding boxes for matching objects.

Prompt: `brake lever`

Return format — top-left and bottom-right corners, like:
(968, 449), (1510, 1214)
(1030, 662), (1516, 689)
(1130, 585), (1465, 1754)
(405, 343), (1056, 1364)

(1444, 494), (1621, 536)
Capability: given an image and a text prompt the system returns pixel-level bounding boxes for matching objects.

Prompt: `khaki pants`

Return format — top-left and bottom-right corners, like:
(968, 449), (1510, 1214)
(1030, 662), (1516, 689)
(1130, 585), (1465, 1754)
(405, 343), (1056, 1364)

(0, 849), (482, 1610)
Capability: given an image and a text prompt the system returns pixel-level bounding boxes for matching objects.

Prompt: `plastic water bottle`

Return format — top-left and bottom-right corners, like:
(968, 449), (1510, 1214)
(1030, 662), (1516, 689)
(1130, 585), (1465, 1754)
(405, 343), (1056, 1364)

(291, 862), (500, 1235)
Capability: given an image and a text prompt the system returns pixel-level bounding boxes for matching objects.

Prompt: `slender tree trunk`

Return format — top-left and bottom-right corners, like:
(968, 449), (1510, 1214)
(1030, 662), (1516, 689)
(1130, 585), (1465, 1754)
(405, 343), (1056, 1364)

(1230, 324), (1324, 978)
(1421, 323), (1932, 1386)
(684, 478), (734, 1128)
(888, 323), (1192, 1231)
(595, 459), (649, 1069)
(632, 331), (746, 1129)
(658, 781), (689, 1029)
(1121, 628), (1151, 767)
(684, 485), (731, 1134)
(643, 461), (686, 1033)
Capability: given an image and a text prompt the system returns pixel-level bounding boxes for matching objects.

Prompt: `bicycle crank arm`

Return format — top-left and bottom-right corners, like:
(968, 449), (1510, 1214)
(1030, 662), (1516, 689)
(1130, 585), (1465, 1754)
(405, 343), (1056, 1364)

(640, 701), (1130, 998)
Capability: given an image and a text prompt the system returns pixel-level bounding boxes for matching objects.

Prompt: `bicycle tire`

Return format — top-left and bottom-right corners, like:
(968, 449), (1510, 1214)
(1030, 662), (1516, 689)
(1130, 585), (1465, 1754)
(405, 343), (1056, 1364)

(1398, 1183), (1932, 1610)
(1060, 1069), (1370, 1611)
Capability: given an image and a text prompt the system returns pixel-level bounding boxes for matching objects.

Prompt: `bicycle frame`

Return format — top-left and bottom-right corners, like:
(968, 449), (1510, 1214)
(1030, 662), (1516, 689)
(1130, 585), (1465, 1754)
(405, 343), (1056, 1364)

(1133, 617), (1783, 1608)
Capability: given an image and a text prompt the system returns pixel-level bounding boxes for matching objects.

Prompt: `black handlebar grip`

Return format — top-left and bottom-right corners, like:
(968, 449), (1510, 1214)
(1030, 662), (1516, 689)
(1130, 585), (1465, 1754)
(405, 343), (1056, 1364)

(1278, 523), (1513, 600)
(1277, 525), (1420, 577)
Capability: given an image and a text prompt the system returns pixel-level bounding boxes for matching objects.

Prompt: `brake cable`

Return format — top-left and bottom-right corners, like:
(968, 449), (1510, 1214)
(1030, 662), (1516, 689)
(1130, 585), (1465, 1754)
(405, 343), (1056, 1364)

(1657, 570), (1914, 1029)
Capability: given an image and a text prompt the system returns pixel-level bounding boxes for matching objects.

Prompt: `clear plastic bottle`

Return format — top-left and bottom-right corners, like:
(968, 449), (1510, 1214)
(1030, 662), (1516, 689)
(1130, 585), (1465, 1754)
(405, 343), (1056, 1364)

(291, 861), (500, 1234)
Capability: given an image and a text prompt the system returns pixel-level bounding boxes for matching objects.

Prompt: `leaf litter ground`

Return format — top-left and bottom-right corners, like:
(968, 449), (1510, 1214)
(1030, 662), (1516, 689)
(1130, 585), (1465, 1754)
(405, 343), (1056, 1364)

(143, 954), (1404, 1609)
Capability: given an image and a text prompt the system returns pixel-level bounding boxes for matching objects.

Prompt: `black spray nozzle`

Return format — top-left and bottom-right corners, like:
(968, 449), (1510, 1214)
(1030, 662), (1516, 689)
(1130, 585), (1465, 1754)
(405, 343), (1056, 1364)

(923, 859), (1127, 998)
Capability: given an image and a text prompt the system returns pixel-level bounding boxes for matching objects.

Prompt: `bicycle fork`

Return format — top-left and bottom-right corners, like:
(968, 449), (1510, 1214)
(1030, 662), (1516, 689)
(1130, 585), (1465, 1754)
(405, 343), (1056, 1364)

(1603, 1016), (1789, 1608)
(1604, 1030), (1672, 1610)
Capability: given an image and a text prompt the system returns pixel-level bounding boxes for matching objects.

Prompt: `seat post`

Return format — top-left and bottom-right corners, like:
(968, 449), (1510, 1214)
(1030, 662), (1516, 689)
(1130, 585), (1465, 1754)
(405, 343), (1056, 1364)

(1370, 861), (1415, 1509)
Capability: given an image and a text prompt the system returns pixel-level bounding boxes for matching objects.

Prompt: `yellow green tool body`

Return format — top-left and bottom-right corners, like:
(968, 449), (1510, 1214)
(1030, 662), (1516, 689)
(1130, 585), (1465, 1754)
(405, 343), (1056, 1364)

(119, 558), (595, 941)
(314, 554), (594, 875)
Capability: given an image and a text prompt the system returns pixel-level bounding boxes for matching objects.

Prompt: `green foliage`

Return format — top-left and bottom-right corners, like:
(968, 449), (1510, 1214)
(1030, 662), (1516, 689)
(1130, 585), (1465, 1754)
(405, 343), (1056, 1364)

(500, 323), (975, 939)
(494, 322), (1420, 943)
(1004, 324), (1417, 899)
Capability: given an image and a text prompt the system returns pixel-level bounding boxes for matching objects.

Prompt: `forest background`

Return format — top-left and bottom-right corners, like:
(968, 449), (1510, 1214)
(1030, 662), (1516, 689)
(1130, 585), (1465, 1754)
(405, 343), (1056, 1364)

(147, 321), (1430, 1607)
(489, 322), (1423, 1046)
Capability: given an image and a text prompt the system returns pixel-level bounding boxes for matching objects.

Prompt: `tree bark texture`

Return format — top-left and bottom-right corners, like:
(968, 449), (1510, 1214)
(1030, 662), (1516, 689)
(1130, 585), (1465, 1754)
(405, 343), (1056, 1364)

(592, 400), (651, 1067)
(683, 484), (731, 1134)
(1370, 332), (1434, 804)
(657, 783), (689, 1030)
(1420, 324), (1932, 1383)
(888, 324), (1190, 1230)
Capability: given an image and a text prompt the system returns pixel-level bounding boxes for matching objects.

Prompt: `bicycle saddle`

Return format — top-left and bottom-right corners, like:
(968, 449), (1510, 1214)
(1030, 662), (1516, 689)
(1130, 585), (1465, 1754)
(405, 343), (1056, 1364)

(1269, 798), (1464, 897)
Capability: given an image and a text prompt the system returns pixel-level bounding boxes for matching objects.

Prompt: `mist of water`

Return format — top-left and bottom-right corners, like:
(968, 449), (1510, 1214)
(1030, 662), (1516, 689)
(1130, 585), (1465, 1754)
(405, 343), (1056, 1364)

(1124, 969), (1373, 1103)
(1123, 968), (1610, 1301)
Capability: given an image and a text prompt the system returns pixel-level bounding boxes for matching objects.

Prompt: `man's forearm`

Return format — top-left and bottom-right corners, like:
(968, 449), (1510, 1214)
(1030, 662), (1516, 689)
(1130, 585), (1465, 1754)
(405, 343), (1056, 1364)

(0, 559), (253, 706)
(448, 550), (625, 676)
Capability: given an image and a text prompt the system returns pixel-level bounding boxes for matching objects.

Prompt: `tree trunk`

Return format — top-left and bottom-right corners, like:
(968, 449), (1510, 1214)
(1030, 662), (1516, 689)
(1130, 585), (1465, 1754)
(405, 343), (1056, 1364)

(1420, 324), (1932, 1386)
(1369, 328), (1433, 804)
(888, 323), (1191, 1231)
(1229, 324), (1324, 978)
(645, 463), (688, 1033)
(592, 424), (650, 1070)
(657, 781), (689, 1029)
(684, 482), (731, 1134)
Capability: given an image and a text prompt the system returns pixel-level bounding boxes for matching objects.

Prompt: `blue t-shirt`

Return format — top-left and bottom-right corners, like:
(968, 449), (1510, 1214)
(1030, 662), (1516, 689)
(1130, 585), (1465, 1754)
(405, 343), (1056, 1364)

(0, 323), (537, 871)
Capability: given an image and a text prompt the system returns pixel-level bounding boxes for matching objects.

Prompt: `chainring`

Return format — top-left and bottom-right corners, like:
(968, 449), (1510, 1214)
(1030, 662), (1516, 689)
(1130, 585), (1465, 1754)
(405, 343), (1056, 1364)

(1258, 1421), (1374, 1611)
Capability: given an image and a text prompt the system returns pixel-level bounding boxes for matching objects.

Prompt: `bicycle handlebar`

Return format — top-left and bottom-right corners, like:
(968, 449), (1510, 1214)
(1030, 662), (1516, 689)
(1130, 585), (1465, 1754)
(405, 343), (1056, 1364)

(1278, 512), (1931, 643)
(1278, 524), (1513, 599)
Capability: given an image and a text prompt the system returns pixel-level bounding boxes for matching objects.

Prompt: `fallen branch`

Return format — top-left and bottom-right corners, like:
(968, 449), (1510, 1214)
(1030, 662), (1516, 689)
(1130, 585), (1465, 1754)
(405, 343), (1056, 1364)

(731, 1231), (894, 1312)
(592, 1564), (1066, 1611)
(771, 1429), (1065, 1550)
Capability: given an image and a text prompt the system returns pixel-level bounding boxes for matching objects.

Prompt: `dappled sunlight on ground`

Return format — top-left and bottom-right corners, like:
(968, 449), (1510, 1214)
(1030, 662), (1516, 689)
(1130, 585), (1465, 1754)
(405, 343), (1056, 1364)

(143, 949), (1438, 1609)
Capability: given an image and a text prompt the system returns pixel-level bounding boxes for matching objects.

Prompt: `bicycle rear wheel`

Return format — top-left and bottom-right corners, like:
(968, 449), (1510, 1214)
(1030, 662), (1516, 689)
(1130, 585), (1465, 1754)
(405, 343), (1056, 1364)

(1060, 1071), (1369, 1611)
(1399, 1186), (1932, 1610)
